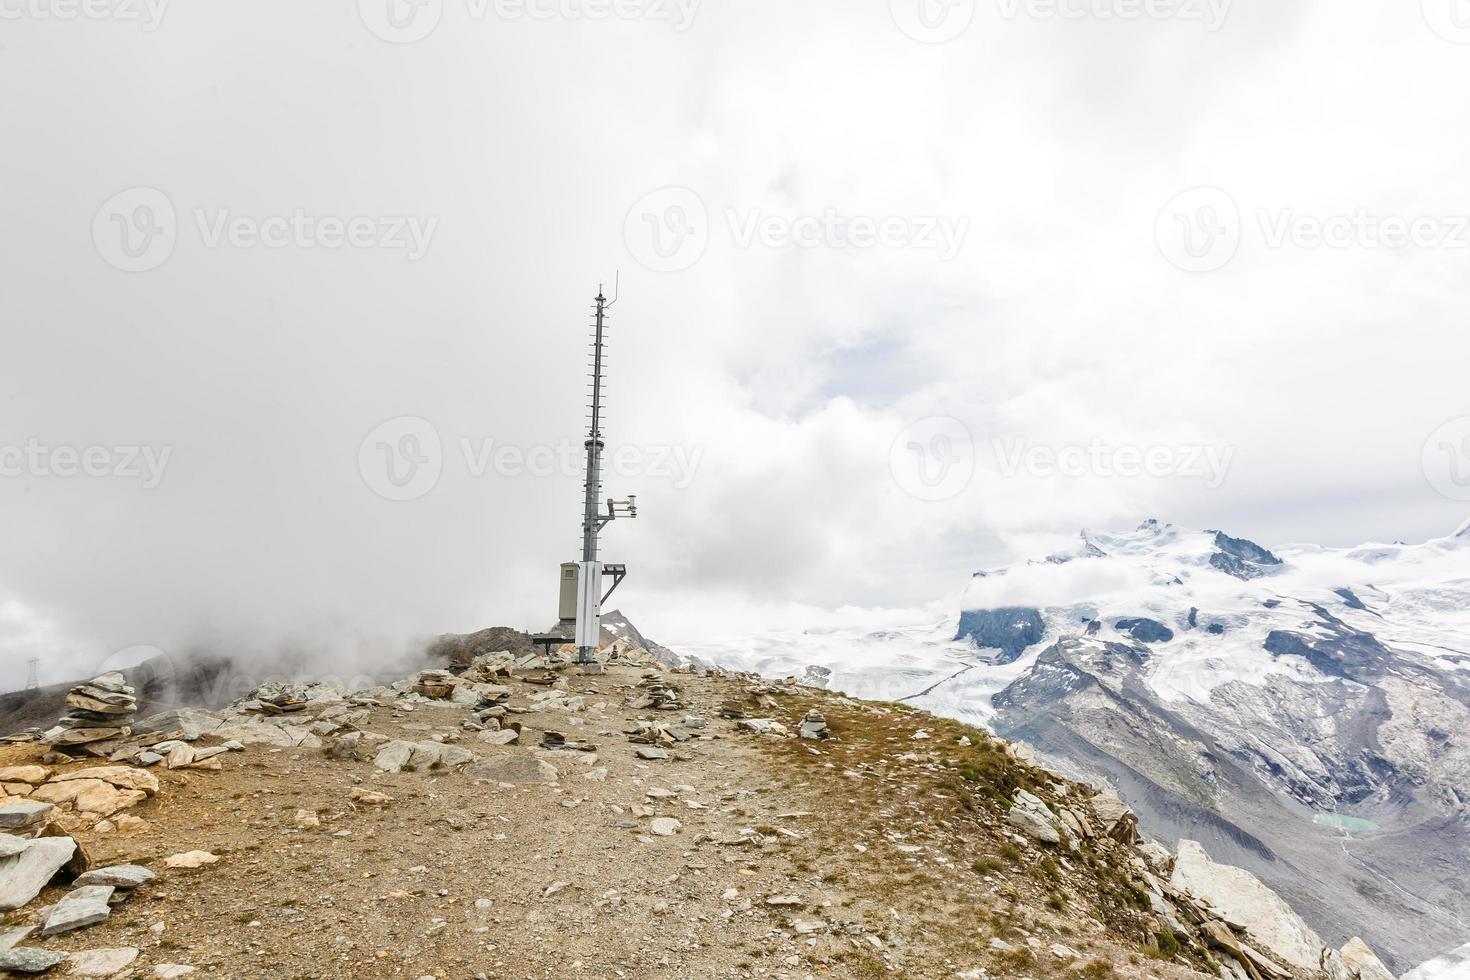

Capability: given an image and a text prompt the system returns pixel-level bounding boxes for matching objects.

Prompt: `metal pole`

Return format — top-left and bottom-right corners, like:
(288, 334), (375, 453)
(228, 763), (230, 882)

(576, 290), (608, 664)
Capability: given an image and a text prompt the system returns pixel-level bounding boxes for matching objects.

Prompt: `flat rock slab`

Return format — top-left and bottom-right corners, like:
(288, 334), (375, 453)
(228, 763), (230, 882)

(466, 756), (559, 784)
(40, 884), (115, 935)
(0, 925), (36, 950)
(0, 836), (31, 859)
(0, 768), (49, 786)
(635, 748), (670, 761)
(30, 780), (147, 819)
(74, 865), (155, 889)
(0, 947), (68, 973)
(53, 767), (160, 797)
(65, 946), (139, 976)
(0, 836), (78, 911)
(0, 802), (54, 830)
(163, 851), (218, 870)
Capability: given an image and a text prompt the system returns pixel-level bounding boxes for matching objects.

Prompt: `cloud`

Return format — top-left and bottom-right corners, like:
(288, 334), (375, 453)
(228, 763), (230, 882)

(1, 0), (1467, 687)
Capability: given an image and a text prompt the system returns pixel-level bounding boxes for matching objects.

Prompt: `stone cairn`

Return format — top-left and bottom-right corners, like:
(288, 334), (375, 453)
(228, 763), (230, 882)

(42, 672), (137, 755)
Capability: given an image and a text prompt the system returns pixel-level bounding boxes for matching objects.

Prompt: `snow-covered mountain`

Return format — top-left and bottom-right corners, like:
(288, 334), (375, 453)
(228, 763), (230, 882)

(686, 519), (1470, 976)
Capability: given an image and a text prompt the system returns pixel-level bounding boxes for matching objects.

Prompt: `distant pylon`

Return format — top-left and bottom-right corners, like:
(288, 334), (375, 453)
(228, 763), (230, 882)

(25, 658), (39, 691)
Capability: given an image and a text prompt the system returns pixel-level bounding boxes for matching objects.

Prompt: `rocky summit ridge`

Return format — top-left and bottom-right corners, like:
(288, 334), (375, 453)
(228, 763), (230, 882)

(0, 628), (1401, 979)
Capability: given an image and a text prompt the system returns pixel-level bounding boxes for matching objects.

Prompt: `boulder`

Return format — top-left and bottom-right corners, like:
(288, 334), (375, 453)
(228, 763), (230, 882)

(0, 802), (54, 830)
(74, 865), (154, 889)
(0, 836), (78, 911)
(1340, 938), (1394, 980)
(373, 741), (415, 773)
(40, 884), (114, 935)
(1007, 790), (1066, 846)
(327, 732), (362, 760)
(0, 947), (69, 972)
(1171, 840), (1325, 973)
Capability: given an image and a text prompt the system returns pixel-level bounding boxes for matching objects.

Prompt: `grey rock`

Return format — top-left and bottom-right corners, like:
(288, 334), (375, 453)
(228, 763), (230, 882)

(0, 802), (54, 830)
(0, 837), (30, 859)
(466, 756), (558, 784)
(0, 947), (69, 972)
(0, 925), (35, 949)
(1171, 840), (1325, 973)
(327, 732), (362, 761)
(372, 740), (415, 773)
(635, 747), (669, 761)
(64, 947), (139, 976)
(74, 865), (155, 889)
(40, 884), (115, 935)
(0, 837), (78, 911)
(132, 709), (222, 742)
(1006, 805), (1061, 845)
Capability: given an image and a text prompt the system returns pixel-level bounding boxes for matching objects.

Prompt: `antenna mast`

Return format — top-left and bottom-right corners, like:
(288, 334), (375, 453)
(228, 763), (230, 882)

(574, 282), (636, 668)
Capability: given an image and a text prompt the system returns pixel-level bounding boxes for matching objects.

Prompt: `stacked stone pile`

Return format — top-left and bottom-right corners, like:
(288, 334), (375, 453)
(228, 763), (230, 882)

(40, 674), (136, 755)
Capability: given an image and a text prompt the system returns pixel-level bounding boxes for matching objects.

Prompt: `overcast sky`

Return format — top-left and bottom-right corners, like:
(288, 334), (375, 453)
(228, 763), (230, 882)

(2, 0), (1468, 690)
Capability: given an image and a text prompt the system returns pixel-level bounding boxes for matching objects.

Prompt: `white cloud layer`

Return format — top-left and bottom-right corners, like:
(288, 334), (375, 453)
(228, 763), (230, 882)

(1, 0), (1467, 688)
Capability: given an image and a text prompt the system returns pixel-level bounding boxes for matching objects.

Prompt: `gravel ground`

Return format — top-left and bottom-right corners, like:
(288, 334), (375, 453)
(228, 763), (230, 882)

(2, 662), (1218, 980)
